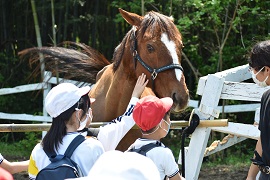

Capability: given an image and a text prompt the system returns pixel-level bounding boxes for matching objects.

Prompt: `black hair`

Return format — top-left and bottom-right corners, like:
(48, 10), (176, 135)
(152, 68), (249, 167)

(42, 94), (90, 154)
(248, 40), (270, 71)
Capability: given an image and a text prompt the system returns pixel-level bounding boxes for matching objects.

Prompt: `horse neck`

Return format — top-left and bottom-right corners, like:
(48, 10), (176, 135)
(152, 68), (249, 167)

(105, 31), (138, 117)
(114, 59), (137, 91)
(102, 72), (135, 123)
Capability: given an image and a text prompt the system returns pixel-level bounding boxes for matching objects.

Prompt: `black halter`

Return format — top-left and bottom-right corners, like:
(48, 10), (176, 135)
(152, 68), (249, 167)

(131, 30), (184, 93)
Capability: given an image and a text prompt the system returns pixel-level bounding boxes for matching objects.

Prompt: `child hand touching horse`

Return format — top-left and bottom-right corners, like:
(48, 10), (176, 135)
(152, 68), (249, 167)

(87, 73), (149, 151)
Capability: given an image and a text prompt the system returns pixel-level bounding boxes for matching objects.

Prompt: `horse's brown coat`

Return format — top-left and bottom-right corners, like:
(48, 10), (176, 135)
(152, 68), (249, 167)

(90, 9), (189, 150)
(19, 8), (189, 151)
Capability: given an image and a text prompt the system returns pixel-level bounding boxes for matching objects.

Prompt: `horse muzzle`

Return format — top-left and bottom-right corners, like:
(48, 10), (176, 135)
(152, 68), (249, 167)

(171, 92), (189, 113)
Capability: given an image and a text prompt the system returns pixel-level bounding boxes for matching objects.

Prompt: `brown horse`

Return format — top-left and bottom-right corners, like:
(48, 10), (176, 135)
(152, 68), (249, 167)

(19, 8), (189, 151)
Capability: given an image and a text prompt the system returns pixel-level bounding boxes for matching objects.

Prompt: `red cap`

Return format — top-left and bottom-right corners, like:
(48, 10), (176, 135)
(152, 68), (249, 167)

(0, 167), (13, 180)
(133, 95), (173, 131)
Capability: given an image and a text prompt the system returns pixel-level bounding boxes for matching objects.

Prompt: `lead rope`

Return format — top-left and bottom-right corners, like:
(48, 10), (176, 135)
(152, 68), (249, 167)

(181, 109), (200, 178)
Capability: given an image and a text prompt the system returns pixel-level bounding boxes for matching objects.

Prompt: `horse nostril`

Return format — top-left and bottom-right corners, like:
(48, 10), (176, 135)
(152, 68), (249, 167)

(172, 93), (177, 102)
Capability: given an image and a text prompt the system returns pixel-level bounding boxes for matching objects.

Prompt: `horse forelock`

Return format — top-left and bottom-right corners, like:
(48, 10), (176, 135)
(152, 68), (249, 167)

(139, 11), (182, 45)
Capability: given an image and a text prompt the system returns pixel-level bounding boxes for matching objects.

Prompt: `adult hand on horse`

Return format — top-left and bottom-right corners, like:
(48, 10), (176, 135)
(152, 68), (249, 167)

(131, 73), (149, 98)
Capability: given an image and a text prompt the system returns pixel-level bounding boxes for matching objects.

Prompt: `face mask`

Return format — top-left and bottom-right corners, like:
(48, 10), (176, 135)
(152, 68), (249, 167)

(75, 108), (90, 131)
(159, 119), (171, 134)
(250, 67), (269, 87)
(77, 115), (88, 131)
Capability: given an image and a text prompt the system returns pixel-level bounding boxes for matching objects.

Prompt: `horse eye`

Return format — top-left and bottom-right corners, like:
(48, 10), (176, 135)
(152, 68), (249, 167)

(147, 44), (154, 53)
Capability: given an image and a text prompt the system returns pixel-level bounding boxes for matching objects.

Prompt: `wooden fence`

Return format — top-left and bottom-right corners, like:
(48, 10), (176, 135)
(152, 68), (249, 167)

(181, 64), (269, 179)
(0, 64), (267, 179)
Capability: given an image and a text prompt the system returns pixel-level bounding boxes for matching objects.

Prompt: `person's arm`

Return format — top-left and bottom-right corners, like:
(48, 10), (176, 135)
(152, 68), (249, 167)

(97, 73), (148, 151)
(246, 137), (262, 180)
(0, 154), (29, 174)
(169, 172), (185, 180)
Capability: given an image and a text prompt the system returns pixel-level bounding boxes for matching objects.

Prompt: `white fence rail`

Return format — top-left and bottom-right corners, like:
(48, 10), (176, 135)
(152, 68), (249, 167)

(0, 71), (94, 123)
(181, 64), (267, 180)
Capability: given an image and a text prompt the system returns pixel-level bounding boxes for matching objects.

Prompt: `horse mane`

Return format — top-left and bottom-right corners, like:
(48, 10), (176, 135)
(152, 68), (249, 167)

(111, 11), (182, 72)
(112, 31), (131, 72)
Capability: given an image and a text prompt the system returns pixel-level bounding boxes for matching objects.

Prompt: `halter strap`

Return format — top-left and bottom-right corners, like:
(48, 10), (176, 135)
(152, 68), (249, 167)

(133, 51), (183, 80)
(131, 30), (184, 92)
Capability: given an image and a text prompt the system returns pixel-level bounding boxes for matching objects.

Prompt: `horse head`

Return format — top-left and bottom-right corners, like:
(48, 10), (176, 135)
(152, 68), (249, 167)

(117, 8), (189, 113)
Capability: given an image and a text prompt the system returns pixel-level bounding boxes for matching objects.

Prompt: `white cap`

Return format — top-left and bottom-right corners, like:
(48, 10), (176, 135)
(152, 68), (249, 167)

(45, 83), (90, 118)
(69, 150), (160, 180)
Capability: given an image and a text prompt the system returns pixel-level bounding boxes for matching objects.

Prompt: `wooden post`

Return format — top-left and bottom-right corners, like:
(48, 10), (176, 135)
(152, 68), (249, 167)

(42, 71), (52, 138)
(181, 74), (225, 180)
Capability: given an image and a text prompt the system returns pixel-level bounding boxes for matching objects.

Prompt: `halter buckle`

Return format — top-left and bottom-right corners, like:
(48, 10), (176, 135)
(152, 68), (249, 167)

(133, 50), (138, 57)
(151, 70), (158, 80)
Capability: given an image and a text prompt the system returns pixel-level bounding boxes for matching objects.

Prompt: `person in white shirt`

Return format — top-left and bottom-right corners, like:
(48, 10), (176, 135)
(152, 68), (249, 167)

(28, 73), (148, 179)
(128, 95), (185, 180)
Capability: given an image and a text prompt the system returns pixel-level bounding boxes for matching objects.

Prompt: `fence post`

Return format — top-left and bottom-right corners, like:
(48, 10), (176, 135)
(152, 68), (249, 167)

(182, 74), (224, 180)
(42, 71), (52, 138)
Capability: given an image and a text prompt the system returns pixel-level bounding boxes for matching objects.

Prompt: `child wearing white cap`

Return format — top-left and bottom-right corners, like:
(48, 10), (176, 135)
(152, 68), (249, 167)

(128, 95), (185, 180)
(28, 73), (148, 179)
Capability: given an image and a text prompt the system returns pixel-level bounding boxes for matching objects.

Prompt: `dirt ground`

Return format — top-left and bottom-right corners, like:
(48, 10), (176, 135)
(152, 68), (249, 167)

(11, 164), (249, 180)
(199, 164), (249, 180)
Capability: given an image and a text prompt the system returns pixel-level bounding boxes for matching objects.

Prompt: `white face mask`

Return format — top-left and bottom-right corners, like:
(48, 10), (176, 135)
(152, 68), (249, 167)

(77, 115), (88, 131)
(159, 119), (171, 134)
(141, 118), (171, 136)
(250, 67), (268, 87)
(76, 108), (92, 131)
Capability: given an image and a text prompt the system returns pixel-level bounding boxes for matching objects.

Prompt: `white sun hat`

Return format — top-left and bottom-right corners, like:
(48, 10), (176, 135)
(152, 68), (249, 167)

(68, 150), (160, 180)
(45, 83), (91, 118)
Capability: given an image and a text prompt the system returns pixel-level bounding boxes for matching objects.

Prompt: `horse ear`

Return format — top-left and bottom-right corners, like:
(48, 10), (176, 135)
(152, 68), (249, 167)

(119, 8), (143, 27)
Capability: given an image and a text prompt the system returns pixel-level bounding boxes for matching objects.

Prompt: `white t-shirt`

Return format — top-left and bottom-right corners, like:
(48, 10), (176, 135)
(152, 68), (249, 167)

(28, 132), (104, 179)
(128, 138), (179, 180)
(28, 97), (139, 179)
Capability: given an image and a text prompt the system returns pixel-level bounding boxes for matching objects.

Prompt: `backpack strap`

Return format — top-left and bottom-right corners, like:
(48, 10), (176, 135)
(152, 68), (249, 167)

(43, 148), (59, 162)
(129, 143), (161, 156)
(44, 149), (56, 160)
(64, 135), (85, 158)
(43, 135), (85, 162)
